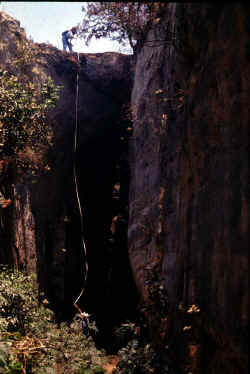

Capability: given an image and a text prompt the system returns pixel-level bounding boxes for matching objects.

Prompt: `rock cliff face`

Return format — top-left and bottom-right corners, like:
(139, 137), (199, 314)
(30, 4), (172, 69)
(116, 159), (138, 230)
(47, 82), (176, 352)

(0, 4), (249, 372)
(0, 10), (138, 348)
(129, 3), (249, 372)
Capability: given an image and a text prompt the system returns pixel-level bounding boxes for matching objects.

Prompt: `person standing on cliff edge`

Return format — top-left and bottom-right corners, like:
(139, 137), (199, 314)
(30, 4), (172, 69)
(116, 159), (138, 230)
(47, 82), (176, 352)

(62, 27), (77, 52)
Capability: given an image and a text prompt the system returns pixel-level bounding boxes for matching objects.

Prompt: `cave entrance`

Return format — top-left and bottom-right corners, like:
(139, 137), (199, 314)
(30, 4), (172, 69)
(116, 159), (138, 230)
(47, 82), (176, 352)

(63, 123), (139, 353)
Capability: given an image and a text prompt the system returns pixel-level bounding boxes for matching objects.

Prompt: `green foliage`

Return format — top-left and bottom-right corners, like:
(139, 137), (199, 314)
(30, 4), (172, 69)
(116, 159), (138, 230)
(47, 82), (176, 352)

(0, 266), (52, 336)
(10, 40), (39, 76)
(115, 322), (140, 347)
(113, 322), (155, 374)
(113, 339), (155, 374)
(0, 342), (23, 373)
(79, 2), (166, 54)
(0, 266), (107, 373)
(0, 69), (61, 157)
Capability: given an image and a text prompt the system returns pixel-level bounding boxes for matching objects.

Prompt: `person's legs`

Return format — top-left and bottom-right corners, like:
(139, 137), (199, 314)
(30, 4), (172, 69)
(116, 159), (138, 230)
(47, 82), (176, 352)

(68, 40), (73, 52)
(62, 34), (67, 51)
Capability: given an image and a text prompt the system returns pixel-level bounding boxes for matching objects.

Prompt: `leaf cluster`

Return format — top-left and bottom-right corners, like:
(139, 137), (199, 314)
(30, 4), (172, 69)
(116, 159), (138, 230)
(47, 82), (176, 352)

(79, 2), (166, 54)
(113, 339), (156, 374)
(0, 69), (61, 157)
(0, 266), (107, 373)
(10, 40), (38, 74)
(113, 322), (172, 374)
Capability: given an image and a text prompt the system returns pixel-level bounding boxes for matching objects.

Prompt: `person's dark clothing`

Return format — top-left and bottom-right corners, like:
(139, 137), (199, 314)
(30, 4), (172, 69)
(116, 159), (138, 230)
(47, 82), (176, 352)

(62, 30), (74, 52)
(81, 318), (89, 336)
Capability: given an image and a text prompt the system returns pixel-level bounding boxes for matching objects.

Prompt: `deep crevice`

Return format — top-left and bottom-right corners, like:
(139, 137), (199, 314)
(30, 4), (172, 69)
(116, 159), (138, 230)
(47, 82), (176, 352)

(59, 122), (139, 353)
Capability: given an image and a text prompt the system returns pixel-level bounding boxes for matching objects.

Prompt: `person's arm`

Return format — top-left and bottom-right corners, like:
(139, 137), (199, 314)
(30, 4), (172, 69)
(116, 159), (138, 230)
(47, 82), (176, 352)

(67, 31), (75, 41)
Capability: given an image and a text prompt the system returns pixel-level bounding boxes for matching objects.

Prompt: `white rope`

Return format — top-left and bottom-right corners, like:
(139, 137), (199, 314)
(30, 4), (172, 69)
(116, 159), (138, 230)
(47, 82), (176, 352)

(73, 52), (88, 307)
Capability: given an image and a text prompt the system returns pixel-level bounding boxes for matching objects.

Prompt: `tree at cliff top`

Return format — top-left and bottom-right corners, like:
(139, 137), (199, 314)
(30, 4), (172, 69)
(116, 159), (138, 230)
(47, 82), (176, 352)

(78, 2), (167, 54)
(0, 69), (61, 159)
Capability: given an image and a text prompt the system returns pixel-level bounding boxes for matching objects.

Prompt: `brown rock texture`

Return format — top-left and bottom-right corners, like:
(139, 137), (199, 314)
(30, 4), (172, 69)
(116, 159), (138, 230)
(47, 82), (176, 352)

(0, 10), (136, 333)
(129, 3), (249, 372)
(0, 5), (249, 371)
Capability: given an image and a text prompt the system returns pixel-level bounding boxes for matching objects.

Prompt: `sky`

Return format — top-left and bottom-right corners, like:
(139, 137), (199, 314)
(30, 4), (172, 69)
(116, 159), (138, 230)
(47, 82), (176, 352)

(0, 1), (131, 53)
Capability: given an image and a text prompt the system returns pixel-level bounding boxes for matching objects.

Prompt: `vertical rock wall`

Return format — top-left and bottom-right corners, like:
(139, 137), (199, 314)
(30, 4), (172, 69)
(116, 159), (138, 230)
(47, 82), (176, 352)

(129, 3), (249, 372)
(1, 6), (249, 369)
(1, 11), (137, 330)
(12, 184), (37, 274)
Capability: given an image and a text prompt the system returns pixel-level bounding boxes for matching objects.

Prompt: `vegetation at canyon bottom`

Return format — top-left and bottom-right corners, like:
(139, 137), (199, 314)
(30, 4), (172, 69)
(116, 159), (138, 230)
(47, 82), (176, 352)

(0, 267), (167, 374)
(0, 266), (107, 374)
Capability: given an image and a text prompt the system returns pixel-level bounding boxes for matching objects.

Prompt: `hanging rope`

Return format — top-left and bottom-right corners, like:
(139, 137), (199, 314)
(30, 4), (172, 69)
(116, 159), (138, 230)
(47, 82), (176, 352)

(72, 52), (88, 312)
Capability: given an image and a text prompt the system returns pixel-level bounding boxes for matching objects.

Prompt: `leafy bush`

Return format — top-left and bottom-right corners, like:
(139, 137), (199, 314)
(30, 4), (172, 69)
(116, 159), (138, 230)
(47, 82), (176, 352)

(113, 322), (153, 374)
(113, 339), (155, 374)
(0, 266), (107, 373)
(113, 319), (174, 374)
(0, 69), (61, 157)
